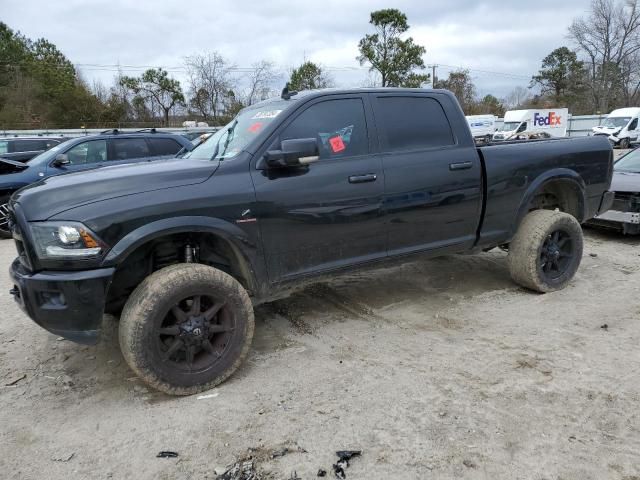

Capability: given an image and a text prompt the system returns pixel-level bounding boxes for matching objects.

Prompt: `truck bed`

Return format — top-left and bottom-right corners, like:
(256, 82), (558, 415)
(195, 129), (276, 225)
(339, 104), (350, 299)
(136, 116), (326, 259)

(475, 136), (613, 249)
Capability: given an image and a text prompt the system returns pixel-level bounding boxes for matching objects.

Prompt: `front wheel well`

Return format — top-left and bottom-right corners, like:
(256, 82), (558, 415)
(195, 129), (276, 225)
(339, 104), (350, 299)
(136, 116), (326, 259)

(105, 232), (254, 315)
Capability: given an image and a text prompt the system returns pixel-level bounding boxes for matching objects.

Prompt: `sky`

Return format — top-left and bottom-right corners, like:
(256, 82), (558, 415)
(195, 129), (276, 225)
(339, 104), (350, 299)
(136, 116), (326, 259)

(1, 0), (592, 99)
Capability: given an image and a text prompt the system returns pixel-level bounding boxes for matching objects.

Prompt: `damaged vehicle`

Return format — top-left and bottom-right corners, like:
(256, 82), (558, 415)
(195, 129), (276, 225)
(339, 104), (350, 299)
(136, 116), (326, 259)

(588, 147), (640, 234)
(0, 131), (192, 238)
(8, 88), (614, 395)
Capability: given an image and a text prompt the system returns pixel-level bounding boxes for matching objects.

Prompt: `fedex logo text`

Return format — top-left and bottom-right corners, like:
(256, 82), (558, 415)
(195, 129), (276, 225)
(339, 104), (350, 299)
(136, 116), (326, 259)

(533, 112), (562, 127)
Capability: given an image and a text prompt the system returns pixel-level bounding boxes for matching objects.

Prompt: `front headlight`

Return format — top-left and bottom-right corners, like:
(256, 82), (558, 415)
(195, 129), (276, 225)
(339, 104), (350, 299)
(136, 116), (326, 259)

(29, 221), (106, 260)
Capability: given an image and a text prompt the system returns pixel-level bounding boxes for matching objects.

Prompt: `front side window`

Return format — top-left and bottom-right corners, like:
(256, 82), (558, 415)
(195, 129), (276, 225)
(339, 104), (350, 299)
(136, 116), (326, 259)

(377, 96), (454, 152)
(65, 140), (107, 165)
(629, 118), (638, 130)
(517, 122), (527, 133)
(281, 98), (368, 160)
(111, 138), (151, 160)
(615, 149), (640, 173)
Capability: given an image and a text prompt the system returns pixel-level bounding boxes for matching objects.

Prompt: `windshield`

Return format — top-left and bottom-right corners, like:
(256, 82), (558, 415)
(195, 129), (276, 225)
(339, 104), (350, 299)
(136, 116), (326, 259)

(25, 139), (72, 166)
(184, 101), (289, 161)
(602, 117), (631, 128)
(499, 122), (520, 132)
(615, 148), (640, 173)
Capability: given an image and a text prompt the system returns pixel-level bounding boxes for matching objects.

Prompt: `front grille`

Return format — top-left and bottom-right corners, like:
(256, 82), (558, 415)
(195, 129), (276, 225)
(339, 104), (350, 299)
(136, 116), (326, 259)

(612, 192), (640, 212)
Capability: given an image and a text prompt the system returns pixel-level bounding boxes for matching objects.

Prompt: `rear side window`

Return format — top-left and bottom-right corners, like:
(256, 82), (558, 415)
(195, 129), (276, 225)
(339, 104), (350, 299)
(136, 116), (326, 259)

(281, 98), (368, 160)
(111, 138), (151, 161)
(376, 96), (454, 152)
(44, 139), (60, 150)
(0, 141), (7, 155)
(148, 137), (183, 156)
(12, 140), (45, 152)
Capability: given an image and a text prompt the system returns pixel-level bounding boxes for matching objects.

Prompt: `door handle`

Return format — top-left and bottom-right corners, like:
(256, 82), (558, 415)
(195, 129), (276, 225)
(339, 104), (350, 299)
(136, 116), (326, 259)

(348, 174), (377, 184)
(449, 161), (473, 171)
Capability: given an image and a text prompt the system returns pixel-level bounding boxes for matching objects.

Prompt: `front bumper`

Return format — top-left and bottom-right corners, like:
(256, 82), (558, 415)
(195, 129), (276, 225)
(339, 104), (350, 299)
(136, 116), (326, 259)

(9, 258), (114, 344)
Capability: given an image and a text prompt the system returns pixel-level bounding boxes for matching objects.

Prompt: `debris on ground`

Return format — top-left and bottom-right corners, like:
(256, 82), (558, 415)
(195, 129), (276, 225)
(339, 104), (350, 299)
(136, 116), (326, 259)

(156, 451), (179, 458)
(4, 373), (26, 386)
(601, 324), (609, 330)
(332, 450), (361, 478)
(317, 468), (327, 477)
(197, 392), (219, 400)
(589, 253), (598, 258)
(51, 452), (75, 462)
(216, 459), (260, 480)
(463, 459), (477, 469)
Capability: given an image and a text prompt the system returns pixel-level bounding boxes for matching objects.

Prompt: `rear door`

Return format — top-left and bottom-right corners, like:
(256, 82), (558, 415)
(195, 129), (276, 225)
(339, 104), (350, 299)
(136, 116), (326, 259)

(148, 137), (185, 158)
(251, 94), (386, 282)
(371, 92), (483, 255)
(107, 137), (153, 165)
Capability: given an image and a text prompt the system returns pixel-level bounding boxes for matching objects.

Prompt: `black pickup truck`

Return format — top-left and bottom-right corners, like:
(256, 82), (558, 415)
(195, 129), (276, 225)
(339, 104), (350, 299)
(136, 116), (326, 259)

(7, 88), (614, 395)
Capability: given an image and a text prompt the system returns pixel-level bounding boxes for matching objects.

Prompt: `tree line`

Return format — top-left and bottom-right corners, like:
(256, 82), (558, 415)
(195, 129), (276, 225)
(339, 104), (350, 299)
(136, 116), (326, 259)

(1, 0), (640, 129)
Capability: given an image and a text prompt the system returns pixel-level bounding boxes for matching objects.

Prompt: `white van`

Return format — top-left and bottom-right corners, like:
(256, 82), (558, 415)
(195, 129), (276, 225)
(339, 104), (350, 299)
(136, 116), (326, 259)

(466, 115), (496, 143)
(591, 107), (640, 149)
(493, 109), (569, 141)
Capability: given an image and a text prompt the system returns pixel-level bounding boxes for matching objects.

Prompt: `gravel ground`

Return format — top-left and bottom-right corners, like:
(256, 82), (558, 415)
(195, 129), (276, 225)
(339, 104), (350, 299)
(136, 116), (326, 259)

(0, 223), (639, 480)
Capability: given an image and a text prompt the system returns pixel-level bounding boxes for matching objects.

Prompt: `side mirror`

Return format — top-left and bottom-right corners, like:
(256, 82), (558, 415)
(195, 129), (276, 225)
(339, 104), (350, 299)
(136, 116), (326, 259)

(265, 138), (319, 168)
(52, 153), (70, 167)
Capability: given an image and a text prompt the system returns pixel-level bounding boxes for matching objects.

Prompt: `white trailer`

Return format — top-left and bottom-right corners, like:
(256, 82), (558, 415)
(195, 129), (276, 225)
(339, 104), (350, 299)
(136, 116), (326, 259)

(591, 107), (640, 149)
(492, 109), (569, 141)
(466, 115), (496, 143)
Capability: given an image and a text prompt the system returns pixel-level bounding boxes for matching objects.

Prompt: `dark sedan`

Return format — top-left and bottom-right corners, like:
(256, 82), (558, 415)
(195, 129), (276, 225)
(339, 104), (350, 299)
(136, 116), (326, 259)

(589, 148), (640, 234)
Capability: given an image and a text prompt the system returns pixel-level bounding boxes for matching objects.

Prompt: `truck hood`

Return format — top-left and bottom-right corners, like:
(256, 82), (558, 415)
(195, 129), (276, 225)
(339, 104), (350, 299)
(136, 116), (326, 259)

(593, 126), (620, 134)
(611, 170), (640, 193)
(13, 158), (220, 221)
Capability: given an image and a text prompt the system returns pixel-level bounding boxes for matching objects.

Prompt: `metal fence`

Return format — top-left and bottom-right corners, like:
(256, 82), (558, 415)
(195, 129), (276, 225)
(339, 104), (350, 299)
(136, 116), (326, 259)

(494, 114), (606, 137)
(0, 127), (220, 139)
(0, 115), (608, 139)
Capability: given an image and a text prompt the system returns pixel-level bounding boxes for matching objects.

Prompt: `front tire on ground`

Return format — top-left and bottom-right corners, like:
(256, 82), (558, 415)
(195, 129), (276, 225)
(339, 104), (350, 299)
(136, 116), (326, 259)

(507, 209), (584, 293)
(119, 263), (254, 395)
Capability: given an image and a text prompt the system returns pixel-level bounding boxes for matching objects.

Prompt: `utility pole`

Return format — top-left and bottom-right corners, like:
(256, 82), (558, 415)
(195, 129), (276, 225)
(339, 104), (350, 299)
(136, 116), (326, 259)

(428, 64), (438, 88)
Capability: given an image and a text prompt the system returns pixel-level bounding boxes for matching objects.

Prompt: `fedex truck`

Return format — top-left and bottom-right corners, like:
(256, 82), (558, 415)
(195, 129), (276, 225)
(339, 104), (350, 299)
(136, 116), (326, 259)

(591, 107), (640, 149)
(492, 109), (569, 141)
(466, 115), (497, 143)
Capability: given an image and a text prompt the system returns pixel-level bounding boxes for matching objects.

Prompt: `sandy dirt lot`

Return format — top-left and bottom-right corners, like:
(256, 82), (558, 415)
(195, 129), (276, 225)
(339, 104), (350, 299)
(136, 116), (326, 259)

(0, 223), (639, 480)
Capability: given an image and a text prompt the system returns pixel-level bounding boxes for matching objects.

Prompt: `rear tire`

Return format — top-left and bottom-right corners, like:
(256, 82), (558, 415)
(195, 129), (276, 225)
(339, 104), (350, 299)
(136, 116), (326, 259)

(0, 195), (12, 239)
(119, 263), (254, 395)
(507, 210), (583, 293)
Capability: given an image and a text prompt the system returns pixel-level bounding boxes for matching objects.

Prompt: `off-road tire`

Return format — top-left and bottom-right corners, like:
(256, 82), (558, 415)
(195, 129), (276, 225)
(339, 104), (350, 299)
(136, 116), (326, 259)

(119, 263), (254, 395)
(507, 210), (583, 293)
(0, 195), (12, 239)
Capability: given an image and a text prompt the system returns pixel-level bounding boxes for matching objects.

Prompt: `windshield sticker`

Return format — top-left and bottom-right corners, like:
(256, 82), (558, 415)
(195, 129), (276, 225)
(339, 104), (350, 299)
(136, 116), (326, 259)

(329, 136), (346, 153)
(248, 122), (263, 133)
(251, 110), (282, 119)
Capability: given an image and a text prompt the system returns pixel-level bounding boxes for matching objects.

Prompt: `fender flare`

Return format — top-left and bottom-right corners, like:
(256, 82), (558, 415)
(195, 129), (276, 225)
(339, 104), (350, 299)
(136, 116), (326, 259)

(511, 169), (587, 235)
(101, 216), (262, 293)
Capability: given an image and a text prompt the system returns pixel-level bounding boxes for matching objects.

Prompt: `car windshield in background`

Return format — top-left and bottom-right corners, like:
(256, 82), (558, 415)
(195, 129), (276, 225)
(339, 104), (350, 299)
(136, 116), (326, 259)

(184, 103), (288, 161)
(615, 148), (640, 173)
(499, 122), (520, 131)
(602, 117), (631, 128)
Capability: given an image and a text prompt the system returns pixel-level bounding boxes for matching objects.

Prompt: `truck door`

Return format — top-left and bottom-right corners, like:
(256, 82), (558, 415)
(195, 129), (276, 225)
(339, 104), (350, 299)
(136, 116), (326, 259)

(371, 93), (483, 255)
(251, 95), (386, 282)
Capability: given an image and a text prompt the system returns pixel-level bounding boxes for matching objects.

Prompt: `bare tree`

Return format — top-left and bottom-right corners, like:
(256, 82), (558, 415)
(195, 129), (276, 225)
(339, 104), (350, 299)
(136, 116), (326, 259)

(245, 61), (279, 105)
(184, 52), (237, 122)
(569, 0), (640, 111)
(504, 86), (532, 109)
